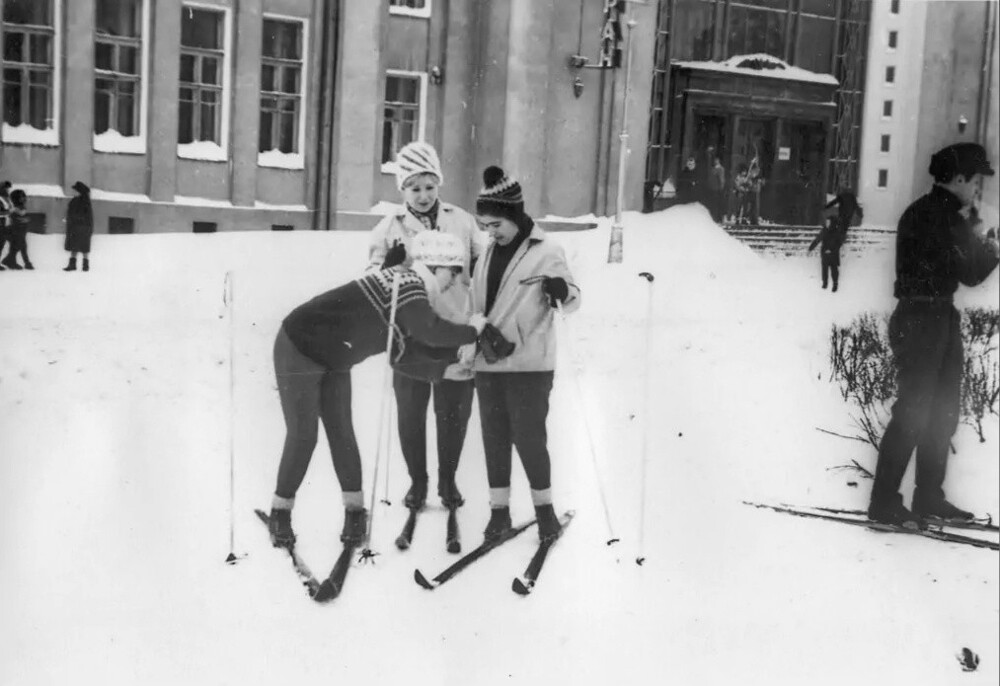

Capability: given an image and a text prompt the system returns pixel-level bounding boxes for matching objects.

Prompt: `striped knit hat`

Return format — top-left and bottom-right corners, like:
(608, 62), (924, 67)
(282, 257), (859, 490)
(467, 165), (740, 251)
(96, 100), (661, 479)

(476, 166), (524, 222)
(394, 141), (444, 191)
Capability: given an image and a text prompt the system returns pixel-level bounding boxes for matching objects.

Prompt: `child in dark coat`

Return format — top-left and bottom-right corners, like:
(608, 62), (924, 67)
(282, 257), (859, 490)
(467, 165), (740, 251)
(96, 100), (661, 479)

(267, 254), (489, 551)
(808, 191), (862, 292)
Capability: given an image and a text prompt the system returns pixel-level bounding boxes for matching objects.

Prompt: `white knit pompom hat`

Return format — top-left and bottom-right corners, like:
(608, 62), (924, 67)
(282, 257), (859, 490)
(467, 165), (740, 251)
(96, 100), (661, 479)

(394, 141), (444, 191)
(410, 231), (465, 270)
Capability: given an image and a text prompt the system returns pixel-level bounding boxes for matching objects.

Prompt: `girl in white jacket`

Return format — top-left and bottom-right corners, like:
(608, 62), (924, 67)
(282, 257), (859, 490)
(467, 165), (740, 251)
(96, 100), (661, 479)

(471, 166), (581, 543)
(368, 141), (488, 513)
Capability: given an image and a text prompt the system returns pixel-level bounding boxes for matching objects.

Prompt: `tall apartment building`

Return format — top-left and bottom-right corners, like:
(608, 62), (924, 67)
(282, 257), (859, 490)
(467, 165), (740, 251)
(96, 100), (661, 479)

(859, 0), (998, 228)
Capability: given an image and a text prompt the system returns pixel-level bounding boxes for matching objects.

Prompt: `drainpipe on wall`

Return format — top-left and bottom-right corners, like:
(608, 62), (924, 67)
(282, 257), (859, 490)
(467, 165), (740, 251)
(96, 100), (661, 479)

(313, 0), (338, 230)
(976, 0), (996, 146)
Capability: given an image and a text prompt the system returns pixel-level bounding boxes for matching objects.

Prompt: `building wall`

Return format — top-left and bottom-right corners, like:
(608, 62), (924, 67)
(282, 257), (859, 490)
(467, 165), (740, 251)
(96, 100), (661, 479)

(858, 0), (928, 227)
(1, 0), (322, 234)
(860, 0), (997, 227)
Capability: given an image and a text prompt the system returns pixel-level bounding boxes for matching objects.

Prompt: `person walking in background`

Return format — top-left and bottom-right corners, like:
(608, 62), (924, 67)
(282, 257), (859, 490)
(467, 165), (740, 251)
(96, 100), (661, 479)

(868, 143), (999, 527)
(675, 156), (699, 206)
(4, 190), (34, 270)
(64, 181), (93, 272)
(808, 191), (862, 292)
(0, 181), (12, 270)
(266, 248), (491, 551)
(471, 165), (581, 544)
(707, 156), (727, 222)
(367, 140), (488, 512)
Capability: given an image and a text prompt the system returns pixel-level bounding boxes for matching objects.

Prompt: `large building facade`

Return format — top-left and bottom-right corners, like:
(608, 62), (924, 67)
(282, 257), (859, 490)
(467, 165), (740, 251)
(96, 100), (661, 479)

(0, 0), (995, 235)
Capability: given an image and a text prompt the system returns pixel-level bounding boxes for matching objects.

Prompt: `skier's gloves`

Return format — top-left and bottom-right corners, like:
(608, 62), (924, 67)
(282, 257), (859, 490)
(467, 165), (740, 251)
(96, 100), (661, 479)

(382, 240), (407, 269)
(479, 323), (515, 364)
(541, 276), (569, 308)
(468, 313), (488, 334)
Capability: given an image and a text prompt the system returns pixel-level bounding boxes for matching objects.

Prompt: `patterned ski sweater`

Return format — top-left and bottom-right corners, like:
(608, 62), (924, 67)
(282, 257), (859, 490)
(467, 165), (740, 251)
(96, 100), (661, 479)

(283, 266), (477, 374)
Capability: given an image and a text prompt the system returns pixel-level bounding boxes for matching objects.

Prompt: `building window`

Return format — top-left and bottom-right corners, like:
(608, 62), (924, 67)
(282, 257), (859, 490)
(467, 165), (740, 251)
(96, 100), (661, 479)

(27, 211), (47, 233)
(878, 169), (888, 188)
(193, 220), (217, 233)
(108, 216), (135, 234)
(890, 0), (900, 14)
(258, 17), (306, 169)
(94, 0), (148, 153)
(389, 0), (431, 19)
(271, 224), (294, 231)
(178, 5), (230, 161)
(381, 71), (426, 167)
(882, 100), (893, 118)
(1, 0), (61, 145)
(880, 134), (890, 153)
(885, 66), (895, 84)
(887, 30), (898, 49)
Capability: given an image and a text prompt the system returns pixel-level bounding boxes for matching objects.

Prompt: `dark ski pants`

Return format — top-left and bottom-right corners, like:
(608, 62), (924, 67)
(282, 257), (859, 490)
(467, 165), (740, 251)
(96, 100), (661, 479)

(870, 301), (962, 507)
(393, 372), (474, 484)
(821, 250), (840, 289)
(273, 327), (362, 498)
(475, 371), (554, 491)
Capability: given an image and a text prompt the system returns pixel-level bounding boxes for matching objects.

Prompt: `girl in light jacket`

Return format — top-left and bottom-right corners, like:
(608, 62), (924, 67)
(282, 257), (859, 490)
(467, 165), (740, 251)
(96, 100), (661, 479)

(368, 141), (488, 513)
(471, 166), (581, 543)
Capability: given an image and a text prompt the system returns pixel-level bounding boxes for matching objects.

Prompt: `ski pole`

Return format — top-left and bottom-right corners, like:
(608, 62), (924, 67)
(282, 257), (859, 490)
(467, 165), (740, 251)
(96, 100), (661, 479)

(363, 271), (401, 558)
(223, 271), (241, 564)
(555, 300), (619, 547)
(636, 271), (655, 566)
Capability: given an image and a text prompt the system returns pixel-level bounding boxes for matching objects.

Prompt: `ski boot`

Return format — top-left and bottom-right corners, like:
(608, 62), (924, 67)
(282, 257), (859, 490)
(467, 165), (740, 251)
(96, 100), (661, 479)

(911, 491), (974, 523)
(268, 508), (296, 548)
(868, 495), (922, 530)
(483, 506), (512, 543)
(535, 504), (562, 543)
(340, 508), (368, 546)
(438, 477), (464, 509)
(403, 479), (428, 510)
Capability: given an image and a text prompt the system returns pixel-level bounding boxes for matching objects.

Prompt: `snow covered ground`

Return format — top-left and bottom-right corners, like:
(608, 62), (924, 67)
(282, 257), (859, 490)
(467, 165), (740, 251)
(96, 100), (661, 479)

(1, 205), (997, 685)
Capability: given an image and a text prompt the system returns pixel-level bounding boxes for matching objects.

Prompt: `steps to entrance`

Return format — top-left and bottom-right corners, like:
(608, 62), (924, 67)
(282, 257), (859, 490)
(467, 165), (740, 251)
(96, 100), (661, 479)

(722, 224), (895, 255)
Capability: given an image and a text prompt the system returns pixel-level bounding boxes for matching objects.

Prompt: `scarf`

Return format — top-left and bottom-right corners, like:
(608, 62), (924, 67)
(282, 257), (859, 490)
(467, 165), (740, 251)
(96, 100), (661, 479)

(407, 200), (440, 232)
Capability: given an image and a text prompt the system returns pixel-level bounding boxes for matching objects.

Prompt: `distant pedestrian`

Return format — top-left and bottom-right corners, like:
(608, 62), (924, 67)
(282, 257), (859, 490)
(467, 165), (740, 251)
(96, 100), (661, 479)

(868, 143), (999, 527)
(3, 190), (34, 270)
(707, 156), (727, 222)
(808, 191), (862, 292)
(64, 181), (93, 272)
(675, 156), (700, 206)
(0, 181), (12, 270)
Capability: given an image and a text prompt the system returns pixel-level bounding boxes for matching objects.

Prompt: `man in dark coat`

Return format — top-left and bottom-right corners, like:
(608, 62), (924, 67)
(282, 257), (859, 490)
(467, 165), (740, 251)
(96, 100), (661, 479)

(808, 191), (863, 292)
(868, 143), (999, 527)
(64, 181), (93, 272)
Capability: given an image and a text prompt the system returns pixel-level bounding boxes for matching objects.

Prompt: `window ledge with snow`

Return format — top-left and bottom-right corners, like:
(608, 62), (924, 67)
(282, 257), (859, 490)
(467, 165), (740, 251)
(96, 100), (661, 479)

(380, 161), (398, 175)
(258, 149), (304, 170)
(389, 5), (431, 19)
(177, 141), (228, 162)
(94, 130), (146, 154)
(2, 123), (60, 147)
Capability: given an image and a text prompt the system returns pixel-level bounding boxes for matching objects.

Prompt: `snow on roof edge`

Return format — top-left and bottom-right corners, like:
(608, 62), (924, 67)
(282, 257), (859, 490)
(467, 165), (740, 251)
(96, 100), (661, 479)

(674, 53), (839, 86)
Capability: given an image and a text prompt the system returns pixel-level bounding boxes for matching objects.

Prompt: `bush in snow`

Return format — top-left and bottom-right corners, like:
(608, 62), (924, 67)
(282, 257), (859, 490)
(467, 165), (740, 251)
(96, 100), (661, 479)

(828, 308), (1000, 450)
(960, 307), (1000, 443)
(828, 313), (895, 450)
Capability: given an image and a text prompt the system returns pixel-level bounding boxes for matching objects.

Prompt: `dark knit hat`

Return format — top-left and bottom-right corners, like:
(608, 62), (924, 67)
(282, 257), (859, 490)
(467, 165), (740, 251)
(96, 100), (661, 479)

(72, 181), (90, 195)
(476, 166), (524, 222)
(929, 143), (995, 182)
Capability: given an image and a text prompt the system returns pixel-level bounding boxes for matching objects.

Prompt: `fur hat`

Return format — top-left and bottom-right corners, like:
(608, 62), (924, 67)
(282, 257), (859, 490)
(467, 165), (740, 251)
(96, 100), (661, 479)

(394, 141), (443, 191)
(410, 231), (465, 270)
(72, 181), (91, 195)
(476, 166), (524, 223)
